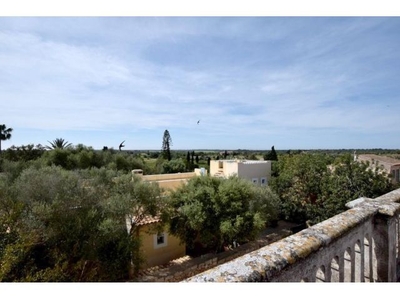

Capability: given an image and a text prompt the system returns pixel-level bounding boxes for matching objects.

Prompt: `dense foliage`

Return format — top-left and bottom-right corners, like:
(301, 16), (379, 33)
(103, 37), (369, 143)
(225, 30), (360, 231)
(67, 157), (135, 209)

(0, 144), (151, 174)
(270, 153), (394, 224)
(264, 145), (278, 161)
(1, 138), (399, 281)
(167, 175), (280, 255)
(0, 165), (164, 282)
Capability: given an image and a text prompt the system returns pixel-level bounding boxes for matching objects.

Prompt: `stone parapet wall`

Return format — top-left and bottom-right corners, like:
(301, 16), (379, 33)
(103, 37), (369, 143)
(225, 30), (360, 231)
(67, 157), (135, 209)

(137, 231), (290, 282)
(184, 188), (400, 282)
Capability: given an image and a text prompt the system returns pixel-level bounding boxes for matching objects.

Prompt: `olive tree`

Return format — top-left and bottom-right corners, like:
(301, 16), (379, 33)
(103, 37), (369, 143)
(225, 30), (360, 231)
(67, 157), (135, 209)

(167, 175), (280, 254)
(0, 166), (165, 281)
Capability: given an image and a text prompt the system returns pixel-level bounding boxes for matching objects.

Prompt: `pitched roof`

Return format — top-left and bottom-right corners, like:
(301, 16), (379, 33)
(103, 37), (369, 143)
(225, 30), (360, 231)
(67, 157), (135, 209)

(357, 154), (400, 165)
(136, 215), (161, 226)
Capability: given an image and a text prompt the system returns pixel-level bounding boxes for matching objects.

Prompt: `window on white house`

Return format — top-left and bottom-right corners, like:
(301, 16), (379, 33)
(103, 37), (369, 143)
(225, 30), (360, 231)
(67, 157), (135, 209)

(154, 232), (168, 249)
(261, 177), (267, 186)
(252, 178), (258, 185)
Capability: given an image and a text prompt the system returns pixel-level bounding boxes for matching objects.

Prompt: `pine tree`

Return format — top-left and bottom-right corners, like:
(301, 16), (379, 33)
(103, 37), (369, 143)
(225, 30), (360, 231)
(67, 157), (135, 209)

(161, 130), (172, 161)
(0, 124), (13, 153)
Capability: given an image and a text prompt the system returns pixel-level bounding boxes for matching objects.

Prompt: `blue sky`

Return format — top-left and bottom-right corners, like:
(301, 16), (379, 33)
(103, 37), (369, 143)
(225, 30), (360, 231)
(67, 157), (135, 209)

(1, 16), (399, 150)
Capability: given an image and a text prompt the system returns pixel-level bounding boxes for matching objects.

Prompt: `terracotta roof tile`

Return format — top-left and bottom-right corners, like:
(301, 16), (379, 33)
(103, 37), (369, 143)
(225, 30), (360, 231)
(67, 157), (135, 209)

(137, 215), (161, 226)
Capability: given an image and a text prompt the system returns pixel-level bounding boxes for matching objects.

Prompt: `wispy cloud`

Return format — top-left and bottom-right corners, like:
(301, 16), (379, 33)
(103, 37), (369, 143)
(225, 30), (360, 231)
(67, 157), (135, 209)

(1, 17), (399, 149)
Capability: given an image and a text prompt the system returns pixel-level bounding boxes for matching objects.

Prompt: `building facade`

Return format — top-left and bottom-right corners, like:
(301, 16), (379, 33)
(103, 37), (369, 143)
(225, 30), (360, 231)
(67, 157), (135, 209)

(209, 159), (272, 186)
(130, 169), (206, 269)
(355, 154), (400, 184)
(139, 168), (206, 191)
(138, 221), (186, 268)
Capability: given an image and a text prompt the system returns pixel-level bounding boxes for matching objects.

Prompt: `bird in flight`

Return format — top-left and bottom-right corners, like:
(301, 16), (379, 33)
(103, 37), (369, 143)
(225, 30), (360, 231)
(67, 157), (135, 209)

(197, 120), (200, 124)
(119, 140), (125, 151)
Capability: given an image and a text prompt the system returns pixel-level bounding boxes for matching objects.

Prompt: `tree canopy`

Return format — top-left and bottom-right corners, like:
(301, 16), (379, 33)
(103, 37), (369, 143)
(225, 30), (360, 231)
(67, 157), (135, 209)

(161, 130), (172, 161)
(264, 146), (278, 161)
(0, 124), (13, 153)
(167, 175), (280, 255)
(0, 166), (165, 281)
(270, 152), (394, 224)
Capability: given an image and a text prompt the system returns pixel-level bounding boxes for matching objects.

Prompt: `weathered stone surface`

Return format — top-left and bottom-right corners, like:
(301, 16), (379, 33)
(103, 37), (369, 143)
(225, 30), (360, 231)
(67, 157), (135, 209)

(184, 188), (400, 282)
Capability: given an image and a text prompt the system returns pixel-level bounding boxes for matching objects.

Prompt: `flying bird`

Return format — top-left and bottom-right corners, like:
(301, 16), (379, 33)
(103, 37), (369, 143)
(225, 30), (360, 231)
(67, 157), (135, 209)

(197, 120), (200, 124)
(119, 140), (125, 151)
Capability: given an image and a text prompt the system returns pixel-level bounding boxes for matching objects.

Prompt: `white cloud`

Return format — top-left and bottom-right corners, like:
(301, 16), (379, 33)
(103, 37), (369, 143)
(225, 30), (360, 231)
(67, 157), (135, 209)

(1, 17), (399, 149)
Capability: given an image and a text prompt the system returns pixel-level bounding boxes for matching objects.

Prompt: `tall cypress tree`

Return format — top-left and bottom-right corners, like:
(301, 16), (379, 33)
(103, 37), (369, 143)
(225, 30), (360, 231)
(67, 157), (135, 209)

(264, 146), (278, 161)
(161, 130), (172, 161)
(186, 151), (191, 164)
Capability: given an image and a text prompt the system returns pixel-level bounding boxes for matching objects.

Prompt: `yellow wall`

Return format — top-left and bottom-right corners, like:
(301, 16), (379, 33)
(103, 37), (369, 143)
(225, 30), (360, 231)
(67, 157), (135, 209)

(134, 170), (209, 268)
(142, 171), (195, 192)
(139, 225), (186, 268)
(142, 172), (196, 181)
(141, 169), (207, 192)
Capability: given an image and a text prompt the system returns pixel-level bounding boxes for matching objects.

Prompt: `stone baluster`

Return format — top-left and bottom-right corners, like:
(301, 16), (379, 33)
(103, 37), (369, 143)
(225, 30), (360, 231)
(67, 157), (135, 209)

(373, 214), (398, 282)
(324, 263), (332, 282)
(338, 254), (345, 282)
(365, 235), (374, 282)
(359, 240), (365, 282)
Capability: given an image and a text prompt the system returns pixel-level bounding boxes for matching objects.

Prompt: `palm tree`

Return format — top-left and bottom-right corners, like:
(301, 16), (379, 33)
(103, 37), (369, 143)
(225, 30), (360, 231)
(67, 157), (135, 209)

(0, 124), (13, 153)
(46, 138), (72, 149)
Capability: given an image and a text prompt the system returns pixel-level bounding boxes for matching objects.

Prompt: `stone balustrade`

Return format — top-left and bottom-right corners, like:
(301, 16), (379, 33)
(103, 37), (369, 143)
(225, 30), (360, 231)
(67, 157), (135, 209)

(184, 188), (400, 282)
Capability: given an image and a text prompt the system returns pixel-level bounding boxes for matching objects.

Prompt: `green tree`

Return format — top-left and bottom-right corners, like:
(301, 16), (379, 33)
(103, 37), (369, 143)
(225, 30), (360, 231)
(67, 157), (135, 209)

(185, 151), (191, 171)
(270, 152), (394, 225)
(107, 173), (165, 277)
(316, 154), (393, 223)
(270, 153), (333, 224)
(162, 158), (186, 174)
(264, 146), (278, 161)
(0, 124), (13, 153)
(0, 166), (163, 281)
(46, 138), (72, 150)
(45, 148), (76, 170)
(167, 175), (280, 255)
(2, 144), (45, 162)
(186, 151), (190, 164)
(161, 130), (172, 161)
(0, 166), (102, 281)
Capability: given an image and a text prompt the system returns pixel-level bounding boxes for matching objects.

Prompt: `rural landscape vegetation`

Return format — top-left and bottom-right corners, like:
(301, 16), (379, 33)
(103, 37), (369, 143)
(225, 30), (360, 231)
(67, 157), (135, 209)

(1, 123), (399, 281)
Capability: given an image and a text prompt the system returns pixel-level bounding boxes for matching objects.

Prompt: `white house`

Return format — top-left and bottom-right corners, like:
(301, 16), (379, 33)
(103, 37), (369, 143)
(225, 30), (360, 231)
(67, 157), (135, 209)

(209, 159), (272, 186)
